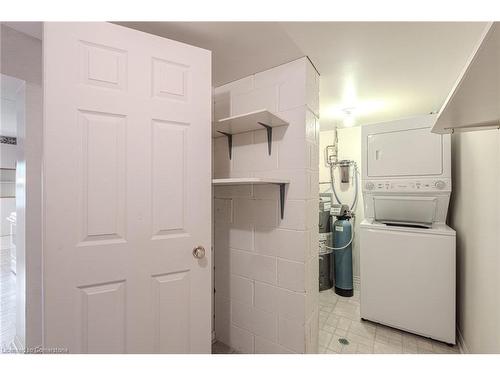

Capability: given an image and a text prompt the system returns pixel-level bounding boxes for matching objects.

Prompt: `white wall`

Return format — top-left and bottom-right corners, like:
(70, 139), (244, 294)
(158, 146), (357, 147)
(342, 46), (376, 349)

(1, 24), (43, 349)
(0, 197), (15, 240)
(1, 95), (18, 137)
(1, 144), (17, 240)
(212, 57), (320, 353)
(0, 143), (17, 169)
(1, 88), (18, 171)
(319, 127), (363, 281)
(450, 129), (500, 353)
(1, 76), (19, 240)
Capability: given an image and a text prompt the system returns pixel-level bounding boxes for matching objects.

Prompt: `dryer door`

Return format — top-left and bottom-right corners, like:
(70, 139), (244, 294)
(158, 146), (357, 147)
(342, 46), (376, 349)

(367, 127), (443, 178)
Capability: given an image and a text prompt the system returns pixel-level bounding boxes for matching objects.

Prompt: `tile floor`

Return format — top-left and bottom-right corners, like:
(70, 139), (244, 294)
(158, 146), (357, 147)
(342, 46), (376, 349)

(318, 289), (460, 354)
(3, 240), (462, 355)
(212, 288), (460, 354)
(0, 244), (16, 350)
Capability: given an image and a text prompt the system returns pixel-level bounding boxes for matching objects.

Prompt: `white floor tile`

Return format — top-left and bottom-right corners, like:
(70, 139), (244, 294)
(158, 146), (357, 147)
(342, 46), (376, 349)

(319, 331), (333, 347)
(334, 327), (348, 337)
(325, 315), (339, 327)
(347, 331), (375, 347)
(374, 342), (403, 354)
(356, 344), (374, 354)
(336, 317), (352, 331)
(322, 323), (336, 333)
(318, 289), (460, 355)
(327, 335), (344, 353)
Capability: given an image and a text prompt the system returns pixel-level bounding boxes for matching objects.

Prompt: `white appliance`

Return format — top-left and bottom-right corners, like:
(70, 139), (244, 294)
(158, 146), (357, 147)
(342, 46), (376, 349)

(360, 114), (456, 344)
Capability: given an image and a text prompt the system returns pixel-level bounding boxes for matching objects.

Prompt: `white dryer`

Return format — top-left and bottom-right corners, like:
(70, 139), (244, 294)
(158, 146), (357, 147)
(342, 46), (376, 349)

(360, 114), (456, 344)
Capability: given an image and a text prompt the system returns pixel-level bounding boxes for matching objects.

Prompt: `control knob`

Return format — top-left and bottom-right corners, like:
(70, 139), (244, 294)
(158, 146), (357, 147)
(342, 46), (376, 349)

(434, 180), (446, 190)
(365, 182), (375, 190)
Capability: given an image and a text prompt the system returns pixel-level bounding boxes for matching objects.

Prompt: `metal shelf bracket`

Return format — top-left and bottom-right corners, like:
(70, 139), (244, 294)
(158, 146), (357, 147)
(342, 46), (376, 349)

(258, 122), (273, 155)
(217, 131), (233, 160)
(275, 183), (286, 219)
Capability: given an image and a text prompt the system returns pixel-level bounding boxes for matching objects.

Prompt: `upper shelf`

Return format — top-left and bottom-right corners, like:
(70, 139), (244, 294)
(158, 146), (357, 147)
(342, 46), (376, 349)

(213, 109), (288, 138)
(432, 22), (500, 134)
(212, 177), (290, 186)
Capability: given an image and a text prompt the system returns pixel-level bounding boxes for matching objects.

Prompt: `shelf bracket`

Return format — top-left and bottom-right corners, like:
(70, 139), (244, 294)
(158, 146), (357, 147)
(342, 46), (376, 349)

(276, 183), (286, 219)
(258, 122), (273, 155)
(217, 131), (233, 160)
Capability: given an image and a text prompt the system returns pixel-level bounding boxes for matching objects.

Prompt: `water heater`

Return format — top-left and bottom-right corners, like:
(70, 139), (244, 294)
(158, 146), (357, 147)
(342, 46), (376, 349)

(319, 195), (333, 291)
(331, 205), (353, 297)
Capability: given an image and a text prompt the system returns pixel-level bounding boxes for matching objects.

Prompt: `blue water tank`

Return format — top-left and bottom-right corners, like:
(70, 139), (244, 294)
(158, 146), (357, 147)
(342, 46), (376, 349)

(332, 218), (353, 297)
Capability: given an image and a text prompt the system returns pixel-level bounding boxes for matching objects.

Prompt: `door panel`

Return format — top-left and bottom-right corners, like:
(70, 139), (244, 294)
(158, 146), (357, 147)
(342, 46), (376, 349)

(79, 110), (127, 244)
(151, 271), (190, 353)
(78, 280), (126, 354)
(151, 119), (188, 237)
(43, 22), (211, 353)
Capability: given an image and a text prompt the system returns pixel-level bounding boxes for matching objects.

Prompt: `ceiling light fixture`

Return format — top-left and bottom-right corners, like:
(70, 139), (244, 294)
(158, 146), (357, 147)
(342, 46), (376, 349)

(342, 107), (357, 116)
(321, 75), (388, 127)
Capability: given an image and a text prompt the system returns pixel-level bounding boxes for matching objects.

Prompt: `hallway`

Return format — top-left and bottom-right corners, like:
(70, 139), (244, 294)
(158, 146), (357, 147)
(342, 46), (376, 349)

(0, 244), (16, 349)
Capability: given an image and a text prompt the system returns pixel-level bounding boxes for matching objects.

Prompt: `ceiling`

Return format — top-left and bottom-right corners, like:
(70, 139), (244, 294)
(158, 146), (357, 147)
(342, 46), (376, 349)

(2, 21), (42, 40)
(117, 22), (304, 86)
(120, 22), (487, 130)
(4, 22), (489, 130)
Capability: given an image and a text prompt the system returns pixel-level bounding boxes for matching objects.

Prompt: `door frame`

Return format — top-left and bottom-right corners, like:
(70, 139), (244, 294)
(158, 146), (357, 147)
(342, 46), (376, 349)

(0, 23), (44, 352)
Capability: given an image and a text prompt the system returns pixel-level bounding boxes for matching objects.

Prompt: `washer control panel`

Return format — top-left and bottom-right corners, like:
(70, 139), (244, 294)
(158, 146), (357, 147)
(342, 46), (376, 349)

(364, 178), (451, 192)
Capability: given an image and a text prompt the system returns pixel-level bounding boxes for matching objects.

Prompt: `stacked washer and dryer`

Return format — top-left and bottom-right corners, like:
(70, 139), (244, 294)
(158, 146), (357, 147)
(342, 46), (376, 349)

(360, 114), (456, 345)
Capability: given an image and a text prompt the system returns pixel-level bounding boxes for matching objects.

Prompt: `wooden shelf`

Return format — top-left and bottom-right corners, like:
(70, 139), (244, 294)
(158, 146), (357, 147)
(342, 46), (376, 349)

(432, 22), (500, 134)
(213, 110), (288, 159)
(212, 178), (289, 219)
(213, 110), (288, 137)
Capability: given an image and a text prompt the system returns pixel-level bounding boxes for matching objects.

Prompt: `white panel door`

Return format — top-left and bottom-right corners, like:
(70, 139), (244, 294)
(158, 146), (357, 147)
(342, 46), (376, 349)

(43, 22), (211, 353)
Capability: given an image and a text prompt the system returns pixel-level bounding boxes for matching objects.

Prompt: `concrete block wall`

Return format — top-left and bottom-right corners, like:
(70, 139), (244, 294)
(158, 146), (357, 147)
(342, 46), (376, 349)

(212, 57), (320, 353)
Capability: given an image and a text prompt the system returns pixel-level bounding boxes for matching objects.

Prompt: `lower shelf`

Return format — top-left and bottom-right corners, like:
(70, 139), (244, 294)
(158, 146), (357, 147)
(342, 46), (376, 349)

(212, 178), (289, 219)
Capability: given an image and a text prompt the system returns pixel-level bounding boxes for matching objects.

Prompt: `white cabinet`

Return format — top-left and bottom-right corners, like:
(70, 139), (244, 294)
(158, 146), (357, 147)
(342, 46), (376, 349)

(432, 22), (500, 134)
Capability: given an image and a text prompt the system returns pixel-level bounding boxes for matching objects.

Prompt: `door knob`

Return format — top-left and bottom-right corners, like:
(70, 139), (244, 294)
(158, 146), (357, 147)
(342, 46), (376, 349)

(192, 246), (206, 259)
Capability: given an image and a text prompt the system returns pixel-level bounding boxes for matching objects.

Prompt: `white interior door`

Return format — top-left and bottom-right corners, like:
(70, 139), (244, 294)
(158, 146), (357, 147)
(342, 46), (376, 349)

(43, 22), (211, 353)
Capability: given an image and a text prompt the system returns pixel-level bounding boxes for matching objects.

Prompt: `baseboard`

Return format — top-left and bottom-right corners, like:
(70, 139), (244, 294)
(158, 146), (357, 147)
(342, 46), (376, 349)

(353, 275), (360, 291)
(457, 327), (470, 354)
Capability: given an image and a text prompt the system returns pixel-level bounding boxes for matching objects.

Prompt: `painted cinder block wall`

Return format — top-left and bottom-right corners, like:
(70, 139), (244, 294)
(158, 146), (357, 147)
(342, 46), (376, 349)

(212, 57), (320, 353)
